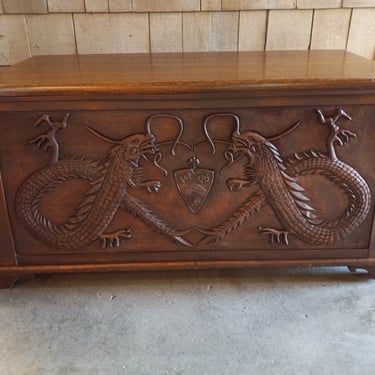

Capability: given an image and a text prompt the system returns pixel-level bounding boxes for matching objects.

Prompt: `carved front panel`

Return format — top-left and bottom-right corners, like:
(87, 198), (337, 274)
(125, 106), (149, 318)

(0, 107), (373, 261)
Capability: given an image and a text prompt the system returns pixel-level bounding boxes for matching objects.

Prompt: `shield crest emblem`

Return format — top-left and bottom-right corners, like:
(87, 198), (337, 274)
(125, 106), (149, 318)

(174, 166), (215, 214)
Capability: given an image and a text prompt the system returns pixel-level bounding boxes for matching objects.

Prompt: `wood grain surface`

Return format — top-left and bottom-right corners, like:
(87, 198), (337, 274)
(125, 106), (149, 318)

(0, 51), (374, 96)
(0, 50), (374, 286)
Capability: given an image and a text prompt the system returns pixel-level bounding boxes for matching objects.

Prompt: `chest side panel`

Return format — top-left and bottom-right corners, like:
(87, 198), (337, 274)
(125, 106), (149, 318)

(0, 105), (373, 266)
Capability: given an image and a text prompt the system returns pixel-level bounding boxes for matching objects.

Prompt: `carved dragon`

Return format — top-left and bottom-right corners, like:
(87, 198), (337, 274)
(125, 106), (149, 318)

(16, 110), (371, 250)
(16, 114), (191, 251)
(200, 109), (371, 245)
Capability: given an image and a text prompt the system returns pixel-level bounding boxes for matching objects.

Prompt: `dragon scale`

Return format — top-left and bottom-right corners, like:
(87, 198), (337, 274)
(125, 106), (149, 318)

(16, 152), (133, 251)
(252, 143), (371, 245)
(15, 111), (371, 249)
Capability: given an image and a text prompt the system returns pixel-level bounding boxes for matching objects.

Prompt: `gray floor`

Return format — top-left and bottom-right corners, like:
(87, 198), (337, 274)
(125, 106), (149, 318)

(0, 267), (374, 375)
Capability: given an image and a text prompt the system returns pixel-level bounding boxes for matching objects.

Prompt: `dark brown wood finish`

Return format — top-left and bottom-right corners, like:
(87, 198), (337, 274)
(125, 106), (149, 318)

(0, 171), (17, 265)
(0, 51), (374, 287)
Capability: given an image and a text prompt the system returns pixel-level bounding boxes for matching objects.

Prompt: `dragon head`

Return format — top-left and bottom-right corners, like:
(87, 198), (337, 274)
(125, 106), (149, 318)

(86, 126), (158, 168)
(117, 133), (157, 167)
(230, 131), (268, 166)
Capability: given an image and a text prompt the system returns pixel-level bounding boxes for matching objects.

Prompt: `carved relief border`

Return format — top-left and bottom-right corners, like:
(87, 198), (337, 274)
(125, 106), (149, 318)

(14, 109), (372, 252)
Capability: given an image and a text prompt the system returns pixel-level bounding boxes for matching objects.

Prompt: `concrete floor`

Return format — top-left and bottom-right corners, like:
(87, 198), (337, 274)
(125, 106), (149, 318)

(0, 267), (374, 375)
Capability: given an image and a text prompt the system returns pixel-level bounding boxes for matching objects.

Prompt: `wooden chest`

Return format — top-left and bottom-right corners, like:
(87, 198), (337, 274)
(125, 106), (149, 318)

(0, 51), (374, 287)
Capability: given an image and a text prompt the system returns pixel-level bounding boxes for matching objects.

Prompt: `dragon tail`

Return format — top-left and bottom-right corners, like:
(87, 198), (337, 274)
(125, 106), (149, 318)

(198, 191), (267, 245)
(121, 193), (192, 247)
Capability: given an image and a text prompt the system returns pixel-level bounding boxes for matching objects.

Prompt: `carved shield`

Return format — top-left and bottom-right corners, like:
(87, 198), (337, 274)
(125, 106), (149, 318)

(174, 168), (215, 214)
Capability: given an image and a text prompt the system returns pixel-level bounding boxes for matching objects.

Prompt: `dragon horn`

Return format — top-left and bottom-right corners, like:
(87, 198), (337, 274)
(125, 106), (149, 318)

(267, 121), (301, 141)
(203, 113), (241, 154)
(86, 126), (122, 144)
(146, 114), (184, 156)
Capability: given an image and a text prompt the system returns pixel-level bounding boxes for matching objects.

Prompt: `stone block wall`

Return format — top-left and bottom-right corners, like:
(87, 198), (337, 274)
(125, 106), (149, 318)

(0, 0), (374, 65)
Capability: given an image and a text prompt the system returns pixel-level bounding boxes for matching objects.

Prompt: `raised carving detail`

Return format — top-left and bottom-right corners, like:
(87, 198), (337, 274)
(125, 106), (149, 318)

(174, 156), (215, 214)
(16, 110), (371, 250)
(31, 113), (70, 163)
(201, 109), (371, 245)
(16, 114), (191, 250)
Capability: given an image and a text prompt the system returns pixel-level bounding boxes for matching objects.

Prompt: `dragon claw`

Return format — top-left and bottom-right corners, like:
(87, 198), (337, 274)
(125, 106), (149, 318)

(31, 134), (51, 148)
(333, 129), (356, 147)
(226, 178), (252, 192)
(132, 178), (161, 193)
(258, 226), (289, 245)
(316, 109), (356, 161)
(144, 180), (161, 193)
(100, 228), (132, 249)
(30, 113), (70, 163)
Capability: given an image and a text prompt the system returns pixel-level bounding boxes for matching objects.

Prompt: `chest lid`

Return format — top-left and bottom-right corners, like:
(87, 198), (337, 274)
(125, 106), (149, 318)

(0, 50), (374, 97)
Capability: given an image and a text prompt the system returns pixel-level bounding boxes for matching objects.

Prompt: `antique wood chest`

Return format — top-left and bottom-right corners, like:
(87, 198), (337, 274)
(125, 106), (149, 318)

(0, 50), (374, 287)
